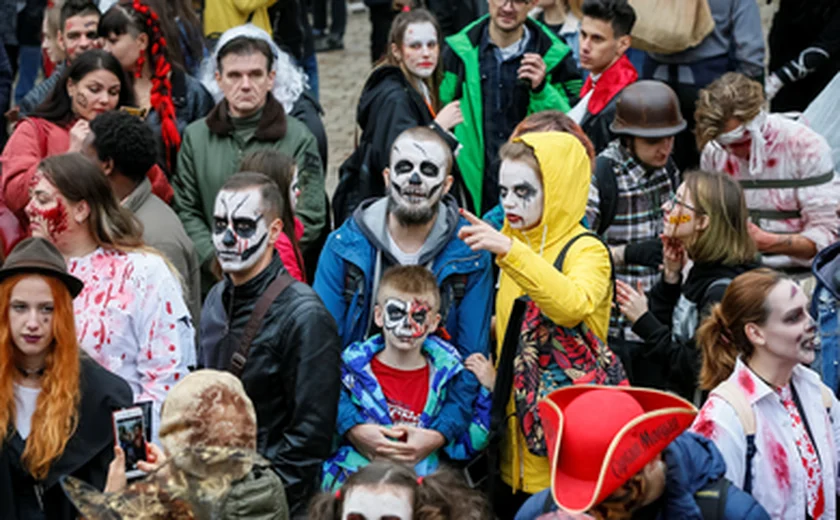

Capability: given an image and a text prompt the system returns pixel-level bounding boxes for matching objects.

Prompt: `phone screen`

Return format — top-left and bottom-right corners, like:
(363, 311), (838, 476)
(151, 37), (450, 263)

(115, 414), (147, 477)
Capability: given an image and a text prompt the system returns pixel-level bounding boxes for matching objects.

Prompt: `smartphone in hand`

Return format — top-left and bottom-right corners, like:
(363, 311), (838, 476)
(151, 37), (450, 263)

(113, 407), (148, 480)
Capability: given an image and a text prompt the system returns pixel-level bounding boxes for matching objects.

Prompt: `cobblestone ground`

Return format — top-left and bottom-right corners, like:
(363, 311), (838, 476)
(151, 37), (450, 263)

(317, 1), (780, 197)
(316, 7), (372, 196)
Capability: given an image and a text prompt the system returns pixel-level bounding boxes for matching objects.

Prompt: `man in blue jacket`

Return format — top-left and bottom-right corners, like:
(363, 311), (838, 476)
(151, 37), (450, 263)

(314, 126), (493, 456)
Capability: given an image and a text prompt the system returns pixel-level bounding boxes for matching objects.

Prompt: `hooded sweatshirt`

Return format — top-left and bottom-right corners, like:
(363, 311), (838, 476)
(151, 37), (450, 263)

(495, 131), (613, 493)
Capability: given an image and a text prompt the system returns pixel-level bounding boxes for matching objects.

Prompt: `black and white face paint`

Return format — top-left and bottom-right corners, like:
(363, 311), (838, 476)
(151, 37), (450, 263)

(387, 137), (449, 225)
(499, 159), (544, 230)
(382, 297), (432, 348)
(212, 188), (270, 273)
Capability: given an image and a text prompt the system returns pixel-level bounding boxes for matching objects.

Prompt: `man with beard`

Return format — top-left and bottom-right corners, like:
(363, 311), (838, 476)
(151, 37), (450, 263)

(314, 126), (493, 453)
(199, 171), (340, 517)
(584, 80), (684, 389)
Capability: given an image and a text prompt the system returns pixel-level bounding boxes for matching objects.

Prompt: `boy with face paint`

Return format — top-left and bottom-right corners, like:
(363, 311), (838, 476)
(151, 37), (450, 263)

(320, 265), (491, 491)
(314, 126), (494, 461)
(199, 171), (341, 517)
(18, 0), (102, 117)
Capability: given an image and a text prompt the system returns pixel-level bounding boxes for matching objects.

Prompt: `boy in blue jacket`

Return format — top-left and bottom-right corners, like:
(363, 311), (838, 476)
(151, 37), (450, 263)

(321, 265), (492, 491)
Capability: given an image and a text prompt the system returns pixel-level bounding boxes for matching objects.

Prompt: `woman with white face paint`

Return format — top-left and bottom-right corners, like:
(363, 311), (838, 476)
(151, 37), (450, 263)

(692, 269), (840, 520)
(458, 131), (620, 511)
(308, 460), (491, 520)
(333, 9), (464, 225)
(613, 170), (759, 400)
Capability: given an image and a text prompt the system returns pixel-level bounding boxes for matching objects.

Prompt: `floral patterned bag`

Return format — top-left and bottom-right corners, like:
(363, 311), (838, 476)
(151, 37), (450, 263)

(510, 233), (628, 456)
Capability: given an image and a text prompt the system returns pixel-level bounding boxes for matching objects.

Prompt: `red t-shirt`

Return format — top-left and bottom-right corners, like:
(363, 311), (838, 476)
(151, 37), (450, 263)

(370, 357), (429, 427)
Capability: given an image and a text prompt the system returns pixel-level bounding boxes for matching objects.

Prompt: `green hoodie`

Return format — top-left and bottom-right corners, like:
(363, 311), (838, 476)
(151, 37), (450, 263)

(440, 15), (582, 213)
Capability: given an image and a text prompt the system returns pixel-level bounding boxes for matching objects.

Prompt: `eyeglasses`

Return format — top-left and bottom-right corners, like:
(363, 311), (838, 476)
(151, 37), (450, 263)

(666, 193), (700, 213)
(490, 0), (531, 8)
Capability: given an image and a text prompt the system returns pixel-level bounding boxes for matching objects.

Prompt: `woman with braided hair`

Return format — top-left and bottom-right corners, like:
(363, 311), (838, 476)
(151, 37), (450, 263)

(100, 0), (213, 177)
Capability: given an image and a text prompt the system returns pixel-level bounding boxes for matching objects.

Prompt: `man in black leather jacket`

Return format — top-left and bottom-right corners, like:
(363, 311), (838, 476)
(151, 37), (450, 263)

(199, 171), (341, 518)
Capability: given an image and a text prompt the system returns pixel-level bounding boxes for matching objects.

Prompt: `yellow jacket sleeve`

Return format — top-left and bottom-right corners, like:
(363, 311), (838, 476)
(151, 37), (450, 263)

(497, 236), (612, 330)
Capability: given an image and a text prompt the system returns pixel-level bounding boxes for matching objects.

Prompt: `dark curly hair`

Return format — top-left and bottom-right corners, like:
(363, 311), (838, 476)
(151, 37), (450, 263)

(89, 110), (158, 184)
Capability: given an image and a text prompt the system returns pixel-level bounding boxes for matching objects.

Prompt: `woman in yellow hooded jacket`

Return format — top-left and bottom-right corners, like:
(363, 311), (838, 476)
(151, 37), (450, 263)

(459, 131), (614, 510)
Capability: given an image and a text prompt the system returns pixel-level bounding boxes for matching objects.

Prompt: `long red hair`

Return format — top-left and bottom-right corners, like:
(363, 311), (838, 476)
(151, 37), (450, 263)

(0, 274), (81, 480)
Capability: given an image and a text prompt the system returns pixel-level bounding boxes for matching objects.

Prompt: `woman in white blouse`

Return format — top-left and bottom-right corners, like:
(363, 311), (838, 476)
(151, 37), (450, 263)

(24, 153), (194, 439)
(692, 268), (840, 520)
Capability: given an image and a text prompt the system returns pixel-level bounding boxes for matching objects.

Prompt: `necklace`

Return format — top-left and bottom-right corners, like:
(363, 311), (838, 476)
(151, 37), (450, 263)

(16, 365), (46, 378)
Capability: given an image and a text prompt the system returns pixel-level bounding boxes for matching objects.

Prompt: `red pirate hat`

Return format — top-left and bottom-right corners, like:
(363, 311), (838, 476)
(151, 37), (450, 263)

(538, 386), (697, 514)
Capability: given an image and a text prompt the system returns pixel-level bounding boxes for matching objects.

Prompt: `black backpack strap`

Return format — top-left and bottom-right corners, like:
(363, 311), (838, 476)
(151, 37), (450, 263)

(694, 476), (731, 520)
(593, 156), (618, 235)
(554, 231), (616, 302)
(743, 434), (757, 495)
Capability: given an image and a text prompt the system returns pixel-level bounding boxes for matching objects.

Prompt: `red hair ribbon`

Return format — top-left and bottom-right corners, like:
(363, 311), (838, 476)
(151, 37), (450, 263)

(416, 476), (424, 485)
(335, 489), (342, 499)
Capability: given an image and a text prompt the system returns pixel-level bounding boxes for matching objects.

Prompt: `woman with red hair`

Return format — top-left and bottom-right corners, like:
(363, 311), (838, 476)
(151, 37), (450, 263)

(0, 237), (133, 519)
(100, 0), (214, 177)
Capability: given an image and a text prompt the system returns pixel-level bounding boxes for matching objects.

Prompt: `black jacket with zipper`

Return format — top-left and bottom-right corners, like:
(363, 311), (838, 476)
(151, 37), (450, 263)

(0, 356), (133, 520)
(199, 253), (341, 518)
(632, 261), (758, 400)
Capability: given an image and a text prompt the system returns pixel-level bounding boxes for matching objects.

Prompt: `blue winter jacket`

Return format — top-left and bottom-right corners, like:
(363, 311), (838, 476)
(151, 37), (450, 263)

(514, 432), (770, 520)
(321, 334), (491, 491)
(313, 195), (494, 442)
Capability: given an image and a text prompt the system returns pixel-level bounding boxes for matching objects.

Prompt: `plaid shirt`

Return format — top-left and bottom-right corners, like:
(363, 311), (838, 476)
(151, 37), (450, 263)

(586, 140), (680, 340)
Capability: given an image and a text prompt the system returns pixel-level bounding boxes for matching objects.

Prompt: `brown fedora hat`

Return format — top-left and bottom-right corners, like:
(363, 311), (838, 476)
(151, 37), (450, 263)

(0, 238), (84, 297)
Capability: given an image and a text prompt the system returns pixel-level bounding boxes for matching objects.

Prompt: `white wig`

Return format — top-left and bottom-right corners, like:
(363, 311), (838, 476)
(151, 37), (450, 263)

(199, 24), (308, 114)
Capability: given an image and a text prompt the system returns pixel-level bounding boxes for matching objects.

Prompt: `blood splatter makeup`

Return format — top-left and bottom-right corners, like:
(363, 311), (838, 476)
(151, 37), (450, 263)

(212, 188), (271, 274)
(661, 183), (701, 242)
(25, 175), (71, 242)
(756, 279), (819, 366)
(383, 297), (432, 343)
(499, 159), (544, 230)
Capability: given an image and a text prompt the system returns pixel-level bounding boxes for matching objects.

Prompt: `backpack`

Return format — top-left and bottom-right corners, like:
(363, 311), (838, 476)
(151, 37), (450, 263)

(506, 232), (627, 456)
(811, 241), (840, 396)
(711, 379), (833, 494)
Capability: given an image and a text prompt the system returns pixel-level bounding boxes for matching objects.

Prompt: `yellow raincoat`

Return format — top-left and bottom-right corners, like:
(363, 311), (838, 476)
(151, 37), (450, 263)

(495, 132), (613, 494)
(204, 0), (277, 38)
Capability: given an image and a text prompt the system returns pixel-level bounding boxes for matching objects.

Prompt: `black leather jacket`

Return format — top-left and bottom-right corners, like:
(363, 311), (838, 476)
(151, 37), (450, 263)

(581, 95), (619, 155)
(199, 254), (341, 518)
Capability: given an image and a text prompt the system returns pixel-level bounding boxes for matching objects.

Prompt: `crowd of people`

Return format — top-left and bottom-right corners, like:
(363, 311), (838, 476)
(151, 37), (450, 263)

(0, 0), (839, 518)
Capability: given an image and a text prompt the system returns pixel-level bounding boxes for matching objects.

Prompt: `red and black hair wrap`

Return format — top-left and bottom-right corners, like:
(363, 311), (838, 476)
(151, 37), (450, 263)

(131, 0), (181, 173)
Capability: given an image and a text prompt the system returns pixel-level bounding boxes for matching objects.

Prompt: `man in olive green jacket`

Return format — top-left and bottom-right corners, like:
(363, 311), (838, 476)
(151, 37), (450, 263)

(174, 35), (326, 289)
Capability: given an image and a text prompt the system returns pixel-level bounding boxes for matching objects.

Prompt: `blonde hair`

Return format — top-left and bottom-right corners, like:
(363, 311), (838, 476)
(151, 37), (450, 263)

(683, 170), (756, 265)
(694, 73), (764, 150)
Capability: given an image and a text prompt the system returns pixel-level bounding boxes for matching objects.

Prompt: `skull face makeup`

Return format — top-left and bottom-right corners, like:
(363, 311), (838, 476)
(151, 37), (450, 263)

(212, 189), (271, 274)
(499, 159), (544, 230)
(382, 297), (433, 349)
(387, 136), (449, 225)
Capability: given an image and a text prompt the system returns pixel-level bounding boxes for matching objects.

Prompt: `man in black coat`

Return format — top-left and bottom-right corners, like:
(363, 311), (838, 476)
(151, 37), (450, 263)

(199, 171), (341, 518)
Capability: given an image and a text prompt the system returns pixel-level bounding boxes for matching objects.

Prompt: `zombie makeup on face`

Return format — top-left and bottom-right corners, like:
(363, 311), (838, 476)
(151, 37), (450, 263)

(69, 70), (123, 121)
(382, 297), (433, 345)
(341, 487), (413, 520)
(400, 22), (439, 80)
(662, 185), (702, 241)
(388, 137), (449, 224)
(25, 175), (71, 242)
(759, 280), (820, 365)
(212, 188), (271, 274)
(498, 159), (543, 230)
(289, 167), (300, 213)
(62, 15), (100, 60)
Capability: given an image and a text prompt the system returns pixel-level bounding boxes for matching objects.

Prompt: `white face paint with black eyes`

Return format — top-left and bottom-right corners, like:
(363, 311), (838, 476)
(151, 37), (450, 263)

(499, 159), (544, 230)
(382, 297), (433, 348)
(387, 136), (449, 224)
(341, 487), (413, 520)
(212, 188), (270, 274)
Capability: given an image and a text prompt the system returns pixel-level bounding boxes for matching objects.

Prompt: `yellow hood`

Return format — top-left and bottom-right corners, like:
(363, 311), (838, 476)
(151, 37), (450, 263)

(501, 132), (592, 251)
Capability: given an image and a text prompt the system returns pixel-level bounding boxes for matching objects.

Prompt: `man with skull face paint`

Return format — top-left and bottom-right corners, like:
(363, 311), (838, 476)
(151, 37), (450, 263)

(199, 172), (341, 517)
(314, 126), (494, 452)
